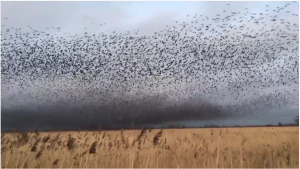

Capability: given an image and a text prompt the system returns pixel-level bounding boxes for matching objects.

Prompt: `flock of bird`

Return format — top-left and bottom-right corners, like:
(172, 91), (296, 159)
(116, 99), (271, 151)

(1, 2), (299, 120)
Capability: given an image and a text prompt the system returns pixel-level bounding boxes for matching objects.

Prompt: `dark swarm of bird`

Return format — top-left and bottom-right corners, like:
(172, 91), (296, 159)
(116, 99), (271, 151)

(1, 2), (299, 131)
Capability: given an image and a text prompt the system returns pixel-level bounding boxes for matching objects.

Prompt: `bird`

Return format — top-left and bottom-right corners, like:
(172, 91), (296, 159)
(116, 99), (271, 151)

(1, 2), (299, 130)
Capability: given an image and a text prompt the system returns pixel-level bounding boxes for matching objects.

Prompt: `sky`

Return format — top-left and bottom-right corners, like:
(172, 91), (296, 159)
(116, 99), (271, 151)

(2, 1), (298, 35)
(1, 1), (299, 131)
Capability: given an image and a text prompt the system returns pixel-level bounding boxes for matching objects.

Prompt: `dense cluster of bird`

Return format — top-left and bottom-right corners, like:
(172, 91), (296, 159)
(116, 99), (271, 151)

(1, 2), (299, 119)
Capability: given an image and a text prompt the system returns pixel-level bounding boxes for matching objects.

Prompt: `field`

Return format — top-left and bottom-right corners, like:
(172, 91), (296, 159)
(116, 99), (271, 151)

(1, 127), (299, 168)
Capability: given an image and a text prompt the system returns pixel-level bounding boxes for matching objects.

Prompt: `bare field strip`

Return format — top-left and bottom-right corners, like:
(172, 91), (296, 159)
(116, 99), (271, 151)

(1, 127), (298, 168)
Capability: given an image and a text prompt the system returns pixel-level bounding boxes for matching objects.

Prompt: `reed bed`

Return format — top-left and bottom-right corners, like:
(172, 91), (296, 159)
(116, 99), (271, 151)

(1, 127), (298, 168)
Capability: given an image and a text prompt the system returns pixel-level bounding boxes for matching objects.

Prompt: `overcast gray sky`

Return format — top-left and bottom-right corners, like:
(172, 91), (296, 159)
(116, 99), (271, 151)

(1, 1), (299, 128)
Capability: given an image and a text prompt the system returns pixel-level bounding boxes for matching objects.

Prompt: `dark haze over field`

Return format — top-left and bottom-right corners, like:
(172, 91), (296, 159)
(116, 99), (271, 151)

(1, 1), (299, 132)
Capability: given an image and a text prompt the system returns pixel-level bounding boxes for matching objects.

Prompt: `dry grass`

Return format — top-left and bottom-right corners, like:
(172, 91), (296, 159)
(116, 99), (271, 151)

(1, 127), (299, 168)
